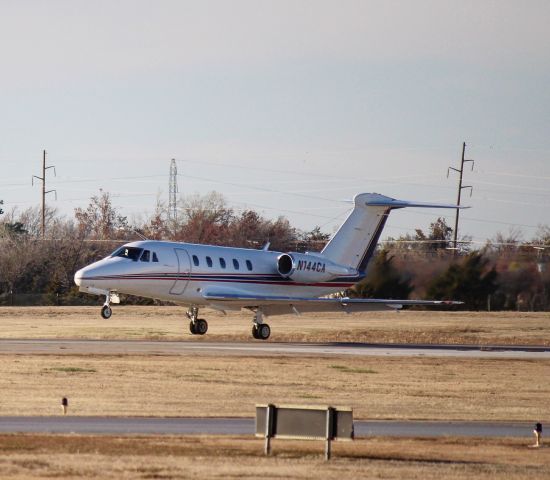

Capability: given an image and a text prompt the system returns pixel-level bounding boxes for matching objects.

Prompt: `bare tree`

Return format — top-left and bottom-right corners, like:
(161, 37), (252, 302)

(0, 224), (38, 295)
(174, 192), (233, 244)
(139, 196), (170, 240)
(75, 190), (128, 240)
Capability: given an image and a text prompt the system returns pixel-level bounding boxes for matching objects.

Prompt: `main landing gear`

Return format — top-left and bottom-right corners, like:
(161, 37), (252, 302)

(187, 307), (208, 335)
(185, 307), (271, 339)
(252, 310), (270, 340)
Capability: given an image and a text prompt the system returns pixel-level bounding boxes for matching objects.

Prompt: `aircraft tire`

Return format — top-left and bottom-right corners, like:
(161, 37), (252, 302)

(101, 305), (112, 320)
(252, 324), (259, 339)
(189, 321), (197, 334)
(196, 319), (208, 335)
(257, 323), (270, 340)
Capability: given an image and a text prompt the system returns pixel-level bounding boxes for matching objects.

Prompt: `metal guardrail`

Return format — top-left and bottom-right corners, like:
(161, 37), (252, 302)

(256, 404), (354, 460)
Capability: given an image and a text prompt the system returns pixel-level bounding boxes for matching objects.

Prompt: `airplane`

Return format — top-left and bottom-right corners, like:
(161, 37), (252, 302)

(74, 192), (464, 340)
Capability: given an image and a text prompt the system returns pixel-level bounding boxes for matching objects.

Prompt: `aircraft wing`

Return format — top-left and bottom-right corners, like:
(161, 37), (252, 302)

(202, 289), (461, 316)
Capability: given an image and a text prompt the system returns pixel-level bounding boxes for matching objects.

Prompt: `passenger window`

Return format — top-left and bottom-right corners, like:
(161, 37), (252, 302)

(206, 256), (213, 267)
(219, 258), (226, 269)
(233, 259), (240, 270)
(140, 250), (150, 262)
(152, 252), (159, 262)
(246, 260), (253, 271)
(192, 255), (199, 267)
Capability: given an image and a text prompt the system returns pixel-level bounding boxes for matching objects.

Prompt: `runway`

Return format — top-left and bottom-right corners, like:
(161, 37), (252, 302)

(0, 416), (536, 438)
(0, 338), (549, 358)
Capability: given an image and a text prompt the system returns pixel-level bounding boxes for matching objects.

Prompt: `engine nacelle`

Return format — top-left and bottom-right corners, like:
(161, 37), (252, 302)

(276, 253), (356, 283)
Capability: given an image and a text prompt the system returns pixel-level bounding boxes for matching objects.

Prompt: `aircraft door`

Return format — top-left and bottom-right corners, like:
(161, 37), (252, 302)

(169, 248), (191, 295)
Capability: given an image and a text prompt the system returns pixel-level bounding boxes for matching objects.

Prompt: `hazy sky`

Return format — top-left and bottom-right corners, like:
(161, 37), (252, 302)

(1, 0), (549, 244)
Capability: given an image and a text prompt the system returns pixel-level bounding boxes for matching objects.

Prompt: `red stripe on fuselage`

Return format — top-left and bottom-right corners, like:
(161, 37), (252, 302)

(82, 274), (357, 289)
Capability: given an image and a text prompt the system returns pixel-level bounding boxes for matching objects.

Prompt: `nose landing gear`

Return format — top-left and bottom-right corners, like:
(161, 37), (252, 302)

(100, 292), (119, 319)
(101, 304), (112, 319)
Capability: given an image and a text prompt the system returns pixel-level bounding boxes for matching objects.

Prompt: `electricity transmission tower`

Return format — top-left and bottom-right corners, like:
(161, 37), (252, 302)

(169, 158), (178, 222)
(32, 150), (56, 238)
(447, 142), (474, 252)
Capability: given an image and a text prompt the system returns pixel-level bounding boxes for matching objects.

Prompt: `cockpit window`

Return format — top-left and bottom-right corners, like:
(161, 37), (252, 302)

(140, 250), (150, 262)
(152, 252), (159, 262)
(112, 246), (143, 261)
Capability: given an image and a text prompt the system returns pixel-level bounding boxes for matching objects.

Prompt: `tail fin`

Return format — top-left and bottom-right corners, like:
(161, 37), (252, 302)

(321, 193), (464, 272)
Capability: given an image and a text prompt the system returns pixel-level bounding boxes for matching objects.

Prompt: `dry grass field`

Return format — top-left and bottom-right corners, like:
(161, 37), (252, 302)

(1, 353), (550, 421)
(0, 435), (549, 479)
(1, 306), (549, 478)
(1, 305), (550, 345)
(0, 306), (549, 420)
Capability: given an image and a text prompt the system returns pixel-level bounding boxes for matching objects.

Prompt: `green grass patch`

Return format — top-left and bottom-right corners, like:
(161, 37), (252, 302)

(297, 393), (322, 400)
(44, 367), (97, 374)
(329, 365), (377, 374)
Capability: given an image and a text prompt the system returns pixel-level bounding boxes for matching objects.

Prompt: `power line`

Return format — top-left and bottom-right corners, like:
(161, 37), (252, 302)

(179, 157), (443, 183)
(408, 208), (542, 230)
(479, 171), (550, 181)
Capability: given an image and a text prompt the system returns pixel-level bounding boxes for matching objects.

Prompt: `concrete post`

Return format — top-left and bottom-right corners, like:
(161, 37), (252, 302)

(533, 423), (543, 447)
(264, 404), (274, 455)
(325, 407), (334, 461)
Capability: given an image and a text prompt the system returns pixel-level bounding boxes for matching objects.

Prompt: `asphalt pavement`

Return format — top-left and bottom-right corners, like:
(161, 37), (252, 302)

(0, 416), (537, 438)
(1, 339), (549, 358)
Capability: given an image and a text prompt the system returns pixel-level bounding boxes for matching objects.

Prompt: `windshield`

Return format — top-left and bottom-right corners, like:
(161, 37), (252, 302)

(111, 246), (143, 261)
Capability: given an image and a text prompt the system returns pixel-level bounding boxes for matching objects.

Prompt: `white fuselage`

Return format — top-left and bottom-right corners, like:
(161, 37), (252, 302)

(74, 241), (361, 306)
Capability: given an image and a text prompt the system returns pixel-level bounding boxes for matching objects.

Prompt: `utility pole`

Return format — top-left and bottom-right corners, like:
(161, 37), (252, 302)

(169, 158), (178, 222)
(447, 142), (474, 253)
(32, 150), (56, 238)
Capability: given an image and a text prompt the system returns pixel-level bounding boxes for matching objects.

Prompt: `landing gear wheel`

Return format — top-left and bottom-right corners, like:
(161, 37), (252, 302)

(190, 319), (208, 335)
(195, 319), (208, 335)
(252, 324), (259, 339)
(101, 305), (112, 319)
(257, 323), (270, 340)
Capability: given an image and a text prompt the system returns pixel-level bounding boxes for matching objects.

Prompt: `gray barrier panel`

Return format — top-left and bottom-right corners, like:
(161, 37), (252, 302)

(256, 404), (353, 440)
(255, 404), (353, 460)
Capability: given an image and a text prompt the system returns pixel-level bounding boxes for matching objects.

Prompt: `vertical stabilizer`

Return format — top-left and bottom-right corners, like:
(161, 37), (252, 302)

(321, 194), (390, 272)
(321, 193), (462, 272)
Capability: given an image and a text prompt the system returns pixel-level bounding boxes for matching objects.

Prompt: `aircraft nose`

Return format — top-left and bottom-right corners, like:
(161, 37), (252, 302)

(74, 268), (84, 287)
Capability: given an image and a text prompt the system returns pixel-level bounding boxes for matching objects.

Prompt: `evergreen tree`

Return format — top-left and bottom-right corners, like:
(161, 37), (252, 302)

(414, 217), (453, 252)
(351, 250), (413, 299)
(426, 252), (497, 309)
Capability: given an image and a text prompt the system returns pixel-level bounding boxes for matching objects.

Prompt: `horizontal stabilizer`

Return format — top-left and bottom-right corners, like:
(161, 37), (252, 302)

(364, 195), (468, 210)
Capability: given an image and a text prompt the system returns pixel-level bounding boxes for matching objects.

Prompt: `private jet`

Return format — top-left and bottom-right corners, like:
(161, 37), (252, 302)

(74, 193), (463, 339)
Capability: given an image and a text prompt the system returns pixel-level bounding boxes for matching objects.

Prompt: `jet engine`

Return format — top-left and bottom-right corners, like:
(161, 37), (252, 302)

(276, 253), (357, 283)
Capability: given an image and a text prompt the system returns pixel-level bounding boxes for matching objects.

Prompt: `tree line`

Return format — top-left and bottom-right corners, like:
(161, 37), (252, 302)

(0, 191), (548, 310)
(361, 218), (550, 311)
